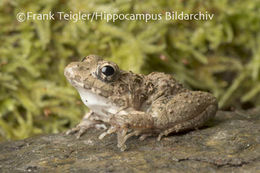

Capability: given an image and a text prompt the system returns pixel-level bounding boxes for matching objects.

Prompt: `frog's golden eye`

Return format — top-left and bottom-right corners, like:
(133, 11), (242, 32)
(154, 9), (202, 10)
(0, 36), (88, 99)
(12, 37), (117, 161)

(101, 65), (115, 76)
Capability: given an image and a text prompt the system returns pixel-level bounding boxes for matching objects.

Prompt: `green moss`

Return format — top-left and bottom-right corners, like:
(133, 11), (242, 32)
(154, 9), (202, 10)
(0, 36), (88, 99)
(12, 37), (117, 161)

(0, 0), (260, 141)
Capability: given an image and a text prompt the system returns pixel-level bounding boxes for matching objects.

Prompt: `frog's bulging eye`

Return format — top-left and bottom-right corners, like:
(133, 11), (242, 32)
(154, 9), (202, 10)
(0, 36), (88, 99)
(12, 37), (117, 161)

(96, 63), (119, 82)
(101, 65), (115, 76)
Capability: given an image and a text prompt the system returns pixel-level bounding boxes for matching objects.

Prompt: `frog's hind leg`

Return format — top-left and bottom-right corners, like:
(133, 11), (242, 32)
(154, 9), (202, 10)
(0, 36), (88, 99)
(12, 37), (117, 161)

(155, 91), (218, 141)
(66, 111), (107, 138)
(157, 104), (217, 141)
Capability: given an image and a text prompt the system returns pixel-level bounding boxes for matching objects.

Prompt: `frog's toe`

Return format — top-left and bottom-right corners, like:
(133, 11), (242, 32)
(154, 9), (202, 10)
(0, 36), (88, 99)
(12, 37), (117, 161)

(98, 126), (117, 140)
(66, 118), (107, 138)
(76, 126), (88, 139)
(94, 124), (107, 130)
(66, 125), (88, 138)
(139, 134), (152, 141)
(66, 127), (80, 135)
(119, 144), (127, 151)
(157, 133), (163, 141)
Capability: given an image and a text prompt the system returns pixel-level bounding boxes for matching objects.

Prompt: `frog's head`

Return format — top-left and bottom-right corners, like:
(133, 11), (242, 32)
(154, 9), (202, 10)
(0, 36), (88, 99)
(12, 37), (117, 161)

(64, 55), (121, 97)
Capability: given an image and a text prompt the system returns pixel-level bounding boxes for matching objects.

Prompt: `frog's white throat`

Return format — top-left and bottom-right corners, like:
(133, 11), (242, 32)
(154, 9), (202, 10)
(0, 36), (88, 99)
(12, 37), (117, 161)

(76, 87), (124, 117)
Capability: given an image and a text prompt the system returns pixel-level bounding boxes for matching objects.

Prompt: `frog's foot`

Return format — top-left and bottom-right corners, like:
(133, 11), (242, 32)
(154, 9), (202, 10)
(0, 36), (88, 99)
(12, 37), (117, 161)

(66, 119), (106, 139)
(66, 112), (106, 139)
(99, 125), (141, 151)
(98, 126), (117, 140)
(117, 128), (141, 151)
(157, 93), (218, 141)
(157, 128), (175, 141)
(66, 125), (88, 139)
(157, 132), (167, 141)
(109, 111), (154, 151)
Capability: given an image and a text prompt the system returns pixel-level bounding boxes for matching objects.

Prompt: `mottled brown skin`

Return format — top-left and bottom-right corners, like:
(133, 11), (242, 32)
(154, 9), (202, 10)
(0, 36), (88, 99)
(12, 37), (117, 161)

(64, 55), (218, 151)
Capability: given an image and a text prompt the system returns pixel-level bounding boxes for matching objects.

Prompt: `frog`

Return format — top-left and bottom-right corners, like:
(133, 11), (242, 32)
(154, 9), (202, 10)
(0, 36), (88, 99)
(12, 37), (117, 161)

(64, 55), (218, 151)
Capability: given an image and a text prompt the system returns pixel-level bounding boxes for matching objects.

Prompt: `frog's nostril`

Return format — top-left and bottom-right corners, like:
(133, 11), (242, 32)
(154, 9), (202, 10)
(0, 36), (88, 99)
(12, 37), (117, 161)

(65, 62), (79, 72)
(64, 66), (74, 77)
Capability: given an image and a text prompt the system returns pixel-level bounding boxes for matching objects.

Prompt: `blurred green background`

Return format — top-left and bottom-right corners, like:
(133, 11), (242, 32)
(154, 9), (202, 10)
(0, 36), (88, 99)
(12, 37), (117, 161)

(0, 0), (260, 141)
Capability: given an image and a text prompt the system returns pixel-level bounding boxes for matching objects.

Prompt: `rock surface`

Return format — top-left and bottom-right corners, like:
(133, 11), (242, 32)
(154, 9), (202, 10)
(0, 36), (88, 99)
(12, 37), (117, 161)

(0, 109), (260, 173)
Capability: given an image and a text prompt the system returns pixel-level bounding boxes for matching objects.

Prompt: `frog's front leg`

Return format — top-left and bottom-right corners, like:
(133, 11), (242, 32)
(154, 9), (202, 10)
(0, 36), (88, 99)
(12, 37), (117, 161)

(66, 111), (107, 138)
(109, 111), (154, 151)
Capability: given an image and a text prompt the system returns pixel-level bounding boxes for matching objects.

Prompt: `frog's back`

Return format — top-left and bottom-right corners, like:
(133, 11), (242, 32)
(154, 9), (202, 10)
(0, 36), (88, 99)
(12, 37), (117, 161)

(146, 72), (188, 98)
